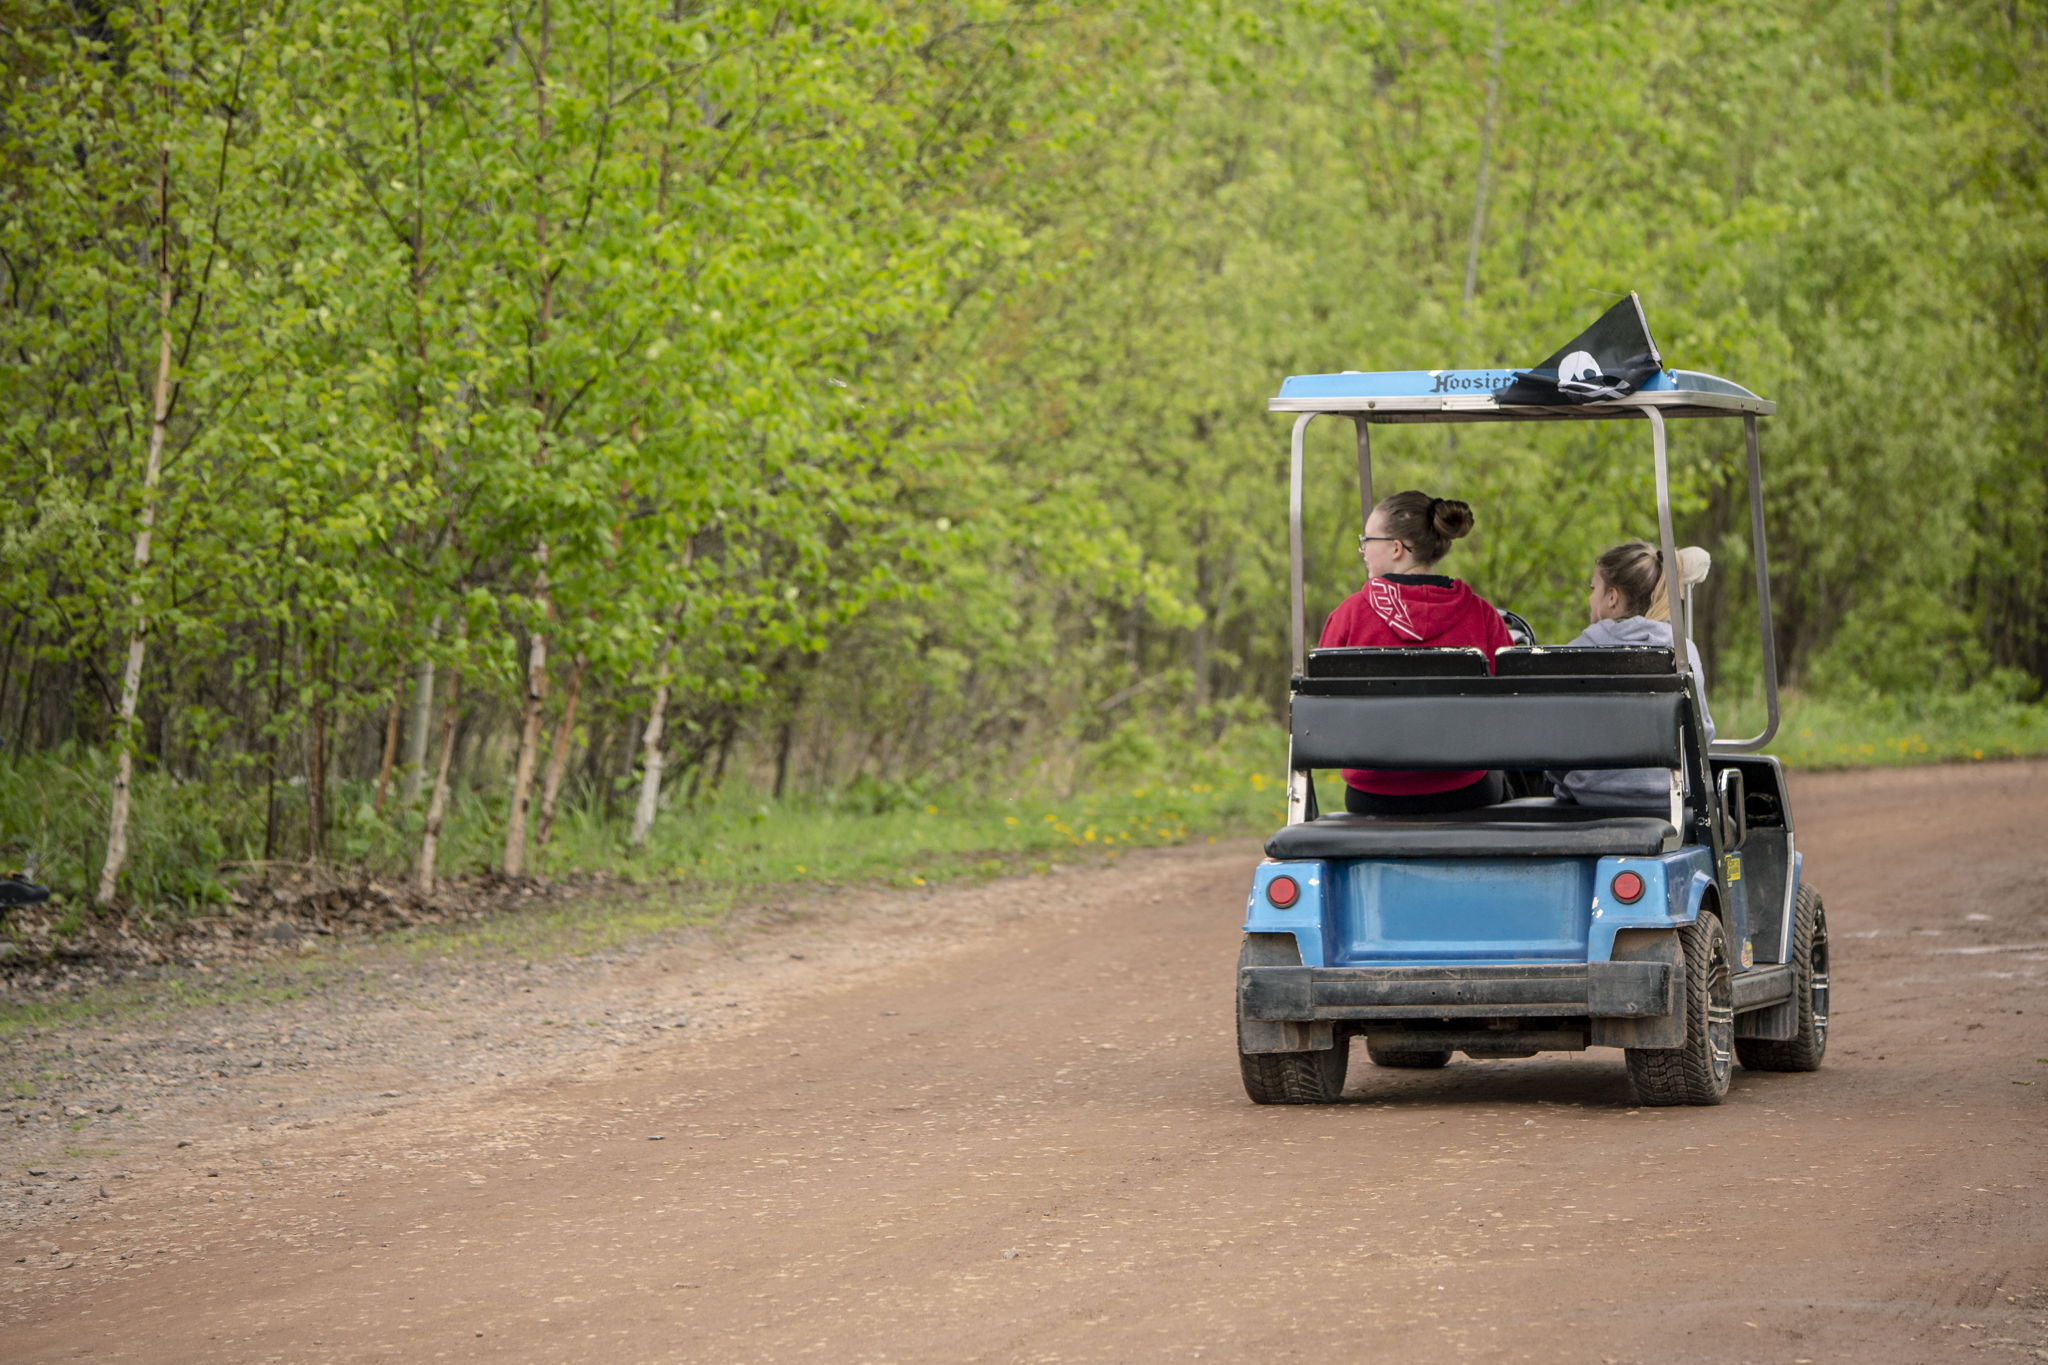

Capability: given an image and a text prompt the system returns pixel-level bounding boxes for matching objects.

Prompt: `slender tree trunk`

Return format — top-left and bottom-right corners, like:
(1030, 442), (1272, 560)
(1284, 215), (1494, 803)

(373, 670), (405, 814)
(0, 614), (21, 739)
(771, 714), (797, 802)
(1461, 0), (1505, 311)
(534, 654), (584, 848)
(262, 613), (287, 868)
(12, 641), (40, 757)
(415, 618), (466, 894)
(631, 605), (683, 847)
(401, 616), (438, 804)
(710, 720), (735, 790)
(400, 12), (439, 811)
(502, 0), (556, 877)
(306, 630), (329, 862)
(98, 130), (177, 908)
(503, 586), (550, 876)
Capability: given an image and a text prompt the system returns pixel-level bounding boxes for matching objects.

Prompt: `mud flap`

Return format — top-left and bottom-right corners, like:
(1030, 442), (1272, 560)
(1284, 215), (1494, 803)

(1237, 1018), (1338, 1055)
(1590, 927), (1685, 1049)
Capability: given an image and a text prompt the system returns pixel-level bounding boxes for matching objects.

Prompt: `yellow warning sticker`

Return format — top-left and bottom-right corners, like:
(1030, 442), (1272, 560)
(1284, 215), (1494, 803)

(1724, 853), (1742, 883)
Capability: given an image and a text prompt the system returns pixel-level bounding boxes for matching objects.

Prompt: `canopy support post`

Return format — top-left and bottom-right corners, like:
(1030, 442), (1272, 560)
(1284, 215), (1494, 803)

(1286, 412), (1318, 826)
(1645, 407), (1690, 675)
(1288, 412), (1315, 678)
(1714, 414), (1782, 753)
(1352, 415), (1374, 532)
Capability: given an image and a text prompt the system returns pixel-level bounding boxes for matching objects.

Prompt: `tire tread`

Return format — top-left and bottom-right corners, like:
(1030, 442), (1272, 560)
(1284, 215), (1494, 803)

(1736, 885), (1829, 1072)
(1626, 912), (1733, 1106)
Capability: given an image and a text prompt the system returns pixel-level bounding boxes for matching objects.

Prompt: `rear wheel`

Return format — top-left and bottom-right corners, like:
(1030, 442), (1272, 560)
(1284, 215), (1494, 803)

(1626, 911), (1734, 1106)
(1237, 936), (1348, 1104)
(1239, 1038), (1349, 1104)
(1365, 1041), (1452, 1069)
(1737, 885), (1830, 1072)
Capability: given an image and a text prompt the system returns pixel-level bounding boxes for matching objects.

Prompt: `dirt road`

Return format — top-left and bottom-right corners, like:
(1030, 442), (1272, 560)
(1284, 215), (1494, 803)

(5, 762), (2046, 1363)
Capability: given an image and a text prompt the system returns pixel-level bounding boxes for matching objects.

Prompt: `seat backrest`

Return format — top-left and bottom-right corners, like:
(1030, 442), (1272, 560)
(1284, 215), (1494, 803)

(1494, 645), (1676, 677)
(1290, 687), (1688, 772)
(1306, 647), (1490, 679)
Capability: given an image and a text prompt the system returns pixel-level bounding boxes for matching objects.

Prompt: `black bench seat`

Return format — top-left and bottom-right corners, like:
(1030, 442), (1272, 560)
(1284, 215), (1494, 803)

(1266, 799), (1676, 860)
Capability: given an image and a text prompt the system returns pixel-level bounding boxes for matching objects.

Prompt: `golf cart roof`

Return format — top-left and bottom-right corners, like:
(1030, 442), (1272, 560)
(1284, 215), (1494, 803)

(1271, 367), (1772, 422)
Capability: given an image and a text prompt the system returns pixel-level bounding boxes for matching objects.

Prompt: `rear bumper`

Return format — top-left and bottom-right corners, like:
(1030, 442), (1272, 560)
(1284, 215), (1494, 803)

(1238, 961), (1672, 1022)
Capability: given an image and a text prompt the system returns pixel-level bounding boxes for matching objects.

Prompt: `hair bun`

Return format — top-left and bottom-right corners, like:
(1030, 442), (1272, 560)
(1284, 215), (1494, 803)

(1432, 497), (1475, 540)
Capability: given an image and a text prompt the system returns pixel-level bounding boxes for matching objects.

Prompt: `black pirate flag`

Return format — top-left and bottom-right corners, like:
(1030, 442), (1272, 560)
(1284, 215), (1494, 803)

(1497, 293), (1662, 405)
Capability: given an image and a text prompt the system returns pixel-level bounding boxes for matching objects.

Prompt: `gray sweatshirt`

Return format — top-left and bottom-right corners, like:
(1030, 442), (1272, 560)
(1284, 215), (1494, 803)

(1548, 615), (1715, 809)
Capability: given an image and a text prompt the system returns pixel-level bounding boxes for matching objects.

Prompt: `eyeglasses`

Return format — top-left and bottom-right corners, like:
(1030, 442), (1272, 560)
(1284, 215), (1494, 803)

(1357, 535), (1404, 551)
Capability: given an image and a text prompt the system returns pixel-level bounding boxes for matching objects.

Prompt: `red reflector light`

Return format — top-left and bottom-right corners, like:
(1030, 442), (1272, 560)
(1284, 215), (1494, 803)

(1611, 870), (1646, 904)
(1266, 875), (1300, 909)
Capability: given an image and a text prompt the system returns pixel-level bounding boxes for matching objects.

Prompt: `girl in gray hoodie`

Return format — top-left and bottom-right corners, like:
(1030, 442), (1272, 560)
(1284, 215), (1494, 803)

(1549, 540), (1715, 808)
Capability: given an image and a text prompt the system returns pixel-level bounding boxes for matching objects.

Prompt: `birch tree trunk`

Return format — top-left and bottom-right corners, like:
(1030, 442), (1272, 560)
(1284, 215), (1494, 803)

(501, 0), (555, 877)
(631, 604), (683, 847)
(534, 653), (584, 848)
(503, 585), (550, 875)
(399, 19), (440, 812)
(97, 134), (176, 908)
(415, 619), (466, 894)
(401, 618), (438, 804)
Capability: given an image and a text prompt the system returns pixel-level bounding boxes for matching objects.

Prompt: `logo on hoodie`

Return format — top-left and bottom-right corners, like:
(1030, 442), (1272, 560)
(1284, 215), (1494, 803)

(1368, 578), (1423, 641)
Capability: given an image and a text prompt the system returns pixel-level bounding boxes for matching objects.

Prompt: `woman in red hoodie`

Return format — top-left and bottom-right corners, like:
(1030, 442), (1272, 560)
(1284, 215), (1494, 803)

(1320, 489), (1512, 815)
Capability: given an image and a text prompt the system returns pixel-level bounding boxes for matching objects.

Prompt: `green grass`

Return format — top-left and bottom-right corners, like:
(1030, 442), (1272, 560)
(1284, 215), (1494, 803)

(5, 686), (2046, 975)
(1715, 685), (2048, 769)
(0, 719), (1289, 1031)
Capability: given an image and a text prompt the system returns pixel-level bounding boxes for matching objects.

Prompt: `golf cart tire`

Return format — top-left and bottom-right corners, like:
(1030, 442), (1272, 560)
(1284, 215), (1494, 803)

(1365, 1041), (1452, 1069)
(1626, 910), (1734, 1107)
(1239, 1038), (1348, 1104)
(1237, 936), (1347, 1103)
(1737, 885), (1830, 1072)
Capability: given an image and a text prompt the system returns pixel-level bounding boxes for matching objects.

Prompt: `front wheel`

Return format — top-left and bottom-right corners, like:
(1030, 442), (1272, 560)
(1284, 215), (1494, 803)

(1626, 911), (1734, 1106)
(1737, 885), (1830, 1072)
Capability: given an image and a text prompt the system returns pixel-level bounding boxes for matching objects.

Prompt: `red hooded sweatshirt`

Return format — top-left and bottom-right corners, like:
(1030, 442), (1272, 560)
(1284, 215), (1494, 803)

(1317, 573), (1512, 795)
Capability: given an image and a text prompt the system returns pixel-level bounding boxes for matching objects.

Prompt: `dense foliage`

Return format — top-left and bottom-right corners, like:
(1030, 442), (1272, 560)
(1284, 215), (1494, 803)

(2, 0), (2043, 906)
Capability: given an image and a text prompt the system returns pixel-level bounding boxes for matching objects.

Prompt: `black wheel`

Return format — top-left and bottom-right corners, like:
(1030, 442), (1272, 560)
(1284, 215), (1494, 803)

(1239, 1038), (1349, 1104)
(1736, 885), (1830, 1072)
(1365, 1041), (1452, 1069)
(1237, 936), (1347, 1104)
(1626, 910), (1734, 1106)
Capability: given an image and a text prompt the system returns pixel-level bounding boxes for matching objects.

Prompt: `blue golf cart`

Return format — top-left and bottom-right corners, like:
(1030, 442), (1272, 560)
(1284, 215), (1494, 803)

(1237, 361), (1828, 1106)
